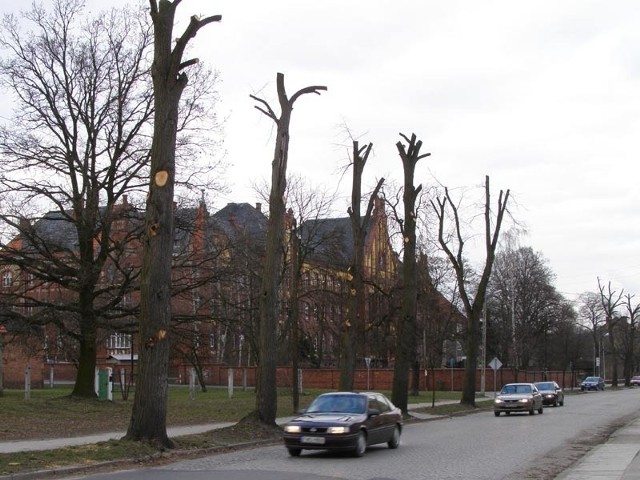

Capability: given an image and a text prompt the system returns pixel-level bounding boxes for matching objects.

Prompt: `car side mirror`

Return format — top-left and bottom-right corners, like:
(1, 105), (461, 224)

(368, 408), (380, 417)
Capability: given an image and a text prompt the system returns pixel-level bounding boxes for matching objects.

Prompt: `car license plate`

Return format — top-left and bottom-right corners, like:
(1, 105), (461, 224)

(301, 436), (325, 445)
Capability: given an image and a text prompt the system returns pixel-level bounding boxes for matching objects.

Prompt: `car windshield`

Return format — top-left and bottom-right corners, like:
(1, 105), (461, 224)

(501, 385), (531, 394)
(305, 394), (367, 414)
(584, 377), (598, 382)
(536, 382), (555, 390)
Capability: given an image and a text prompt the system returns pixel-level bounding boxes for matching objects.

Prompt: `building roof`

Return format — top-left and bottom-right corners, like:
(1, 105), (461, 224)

(210, 202), (267, 244)
(299, 216), (357, 268)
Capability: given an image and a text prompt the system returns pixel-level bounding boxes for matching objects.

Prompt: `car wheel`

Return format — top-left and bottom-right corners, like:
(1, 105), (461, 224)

(559, 398), (564, 406)
(529, 407), (534, 415)
(287, 448), (301, 457)
(552, 399), (557, 407)
(538, 405), (543, 414)
(353, 431), (367, 457)
(388, 425), (401, 449)
(494, 411), (500, 417)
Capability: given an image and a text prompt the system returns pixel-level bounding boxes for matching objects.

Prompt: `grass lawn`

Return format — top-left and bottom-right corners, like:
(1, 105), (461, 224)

(0, 386), (475, 476)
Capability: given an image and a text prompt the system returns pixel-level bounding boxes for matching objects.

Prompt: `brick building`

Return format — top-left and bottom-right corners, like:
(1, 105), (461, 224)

(0, 196), (463, 389)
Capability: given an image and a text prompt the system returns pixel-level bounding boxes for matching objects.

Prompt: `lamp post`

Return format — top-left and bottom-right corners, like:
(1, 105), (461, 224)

(0, 325), (5, 396)
(481, 302), (487, 395)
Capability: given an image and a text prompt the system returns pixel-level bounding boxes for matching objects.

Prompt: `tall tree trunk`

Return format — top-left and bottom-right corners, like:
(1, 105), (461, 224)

(126, 1), (220, 447)
(72, 314), (98, 398)
(339, 141), (383, 391)
(391, 133), (428, 413)
(290, 223), (300, 413)
(251, 73), (326, 424)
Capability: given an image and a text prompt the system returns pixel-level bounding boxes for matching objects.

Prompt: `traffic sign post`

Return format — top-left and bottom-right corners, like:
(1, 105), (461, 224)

(488, 357), (503, 397)
(365, 357), (371, 390)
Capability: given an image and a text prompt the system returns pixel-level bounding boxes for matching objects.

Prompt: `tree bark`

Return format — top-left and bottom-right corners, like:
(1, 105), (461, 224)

(339, 141), (384, 391)
(391, 133), (428, 413)
(126, 0), (220, 447)
(251, 73), (325, 424)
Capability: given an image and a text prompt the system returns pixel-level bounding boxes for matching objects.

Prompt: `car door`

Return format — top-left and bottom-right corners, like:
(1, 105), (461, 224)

(532, 385), (542, 409)
(365, 395), (386, 444)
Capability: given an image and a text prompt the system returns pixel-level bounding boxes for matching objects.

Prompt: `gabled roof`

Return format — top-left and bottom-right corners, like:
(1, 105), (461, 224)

(30, 210), (80, 252)
(210, 203), (267, 244)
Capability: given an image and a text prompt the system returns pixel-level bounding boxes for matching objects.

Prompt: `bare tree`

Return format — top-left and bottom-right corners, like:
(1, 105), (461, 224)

(249, 73), (326, 425)
(490, 247), (561, 371)
(621, 294), (639, 385)
(125, 0), (221, 447)
(0, 0), (154, 397)
(577, 291), (606, 375)
(432, 175), (510, 407)
(597, 278), (624, 388)
(390, 133), (429, 414)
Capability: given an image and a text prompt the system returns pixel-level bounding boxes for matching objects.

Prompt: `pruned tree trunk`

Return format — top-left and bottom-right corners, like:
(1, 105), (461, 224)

(339, 141), (384, 391)
(250, 73), (326, 425)
(391, 133), (428, 413)
(126, 0), (220, 447)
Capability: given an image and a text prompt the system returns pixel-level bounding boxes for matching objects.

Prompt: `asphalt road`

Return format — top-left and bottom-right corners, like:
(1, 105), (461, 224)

(67, 388), (640, 480)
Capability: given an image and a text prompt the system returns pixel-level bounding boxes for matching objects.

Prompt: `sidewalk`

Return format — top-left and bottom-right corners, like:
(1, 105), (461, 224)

(556, 415), (640, 480)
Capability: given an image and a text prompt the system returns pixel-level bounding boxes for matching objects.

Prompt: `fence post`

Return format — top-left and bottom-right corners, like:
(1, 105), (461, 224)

(228, 368), (234, 398)
(24, 365), (31, 400)
(189, 368), (196, 400)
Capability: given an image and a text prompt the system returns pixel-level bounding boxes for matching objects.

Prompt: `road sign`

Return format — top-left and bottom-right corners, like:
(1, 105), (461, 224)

(488, 357), (502, 371)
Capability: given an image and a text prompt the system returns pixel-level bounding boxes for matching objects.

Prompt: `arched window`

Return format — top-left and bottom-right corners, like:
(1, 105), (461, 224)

(2, 271), (12, 287)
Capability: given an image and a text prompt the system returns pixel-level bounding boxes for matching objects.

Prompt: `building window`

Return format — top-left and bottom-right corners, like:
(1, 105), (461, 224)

(107, 333), (132, 351)
(2, 271), (12, 287)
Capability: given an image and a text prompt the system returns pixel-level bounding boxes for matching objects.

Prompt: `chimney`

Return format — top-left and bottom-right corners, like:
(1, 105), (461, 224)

(255, 202), (262, 213)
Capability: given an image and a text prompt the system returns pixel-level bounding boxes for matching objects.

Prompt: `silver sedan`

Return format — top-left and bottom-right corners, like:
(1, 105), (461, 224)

(494, 383), (544, 416)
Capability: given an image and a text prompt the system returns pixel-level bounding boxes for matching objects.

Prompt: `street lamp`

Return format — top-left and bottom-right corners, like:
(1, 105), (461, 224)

(481, 302), (487, 396)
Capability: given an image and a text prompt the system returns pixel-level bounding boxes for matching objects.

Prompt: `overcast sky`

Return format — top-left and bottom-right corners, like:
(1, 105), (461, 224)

(2, 0), (639, 303)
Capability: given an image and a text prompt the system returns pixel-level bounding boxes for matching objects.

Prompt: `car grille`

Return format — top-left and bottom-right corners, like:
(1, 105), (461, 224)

(302, 427), (329, 433)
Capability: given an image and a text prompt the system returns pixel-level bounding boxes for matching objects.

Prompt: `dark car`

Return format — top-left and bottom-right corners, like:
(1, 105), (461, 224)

(534, 381), (564, 407)
(580, 376), (605, 391)
(282, 391), (402, 457)
(631, 376), (640, 386)
(494, 383), (544, 416)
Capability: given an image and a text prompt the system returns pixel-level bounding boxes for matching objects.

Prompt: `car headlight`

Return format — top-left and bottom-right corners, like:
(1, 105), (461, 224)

(327, 426), (349, 434)
(518, 398), (532, 404)
(494, 399), (504, 404)
(284, 425), (301, 433)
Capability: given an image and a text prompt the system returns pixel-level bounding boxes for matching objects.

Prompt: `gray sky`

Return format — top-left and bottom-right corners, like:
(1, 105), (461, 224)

(2, 0), (640, 302)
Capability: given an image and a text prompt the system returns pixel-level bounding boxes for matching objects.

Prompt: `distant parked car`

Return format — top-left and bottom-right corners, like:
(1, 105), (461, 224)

(534, 381), (564, 407)
(580, 376), (605, 391)
(282, 391), (402, 457)
(630, 376), (640, 386)
(494, 383), (544, 416)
